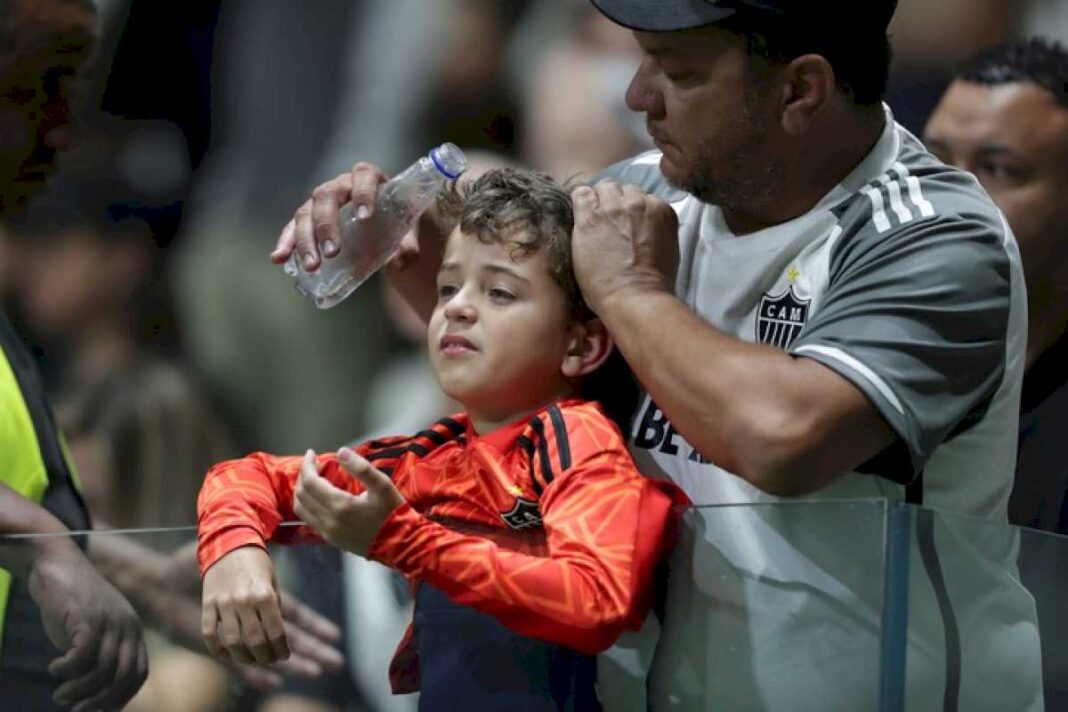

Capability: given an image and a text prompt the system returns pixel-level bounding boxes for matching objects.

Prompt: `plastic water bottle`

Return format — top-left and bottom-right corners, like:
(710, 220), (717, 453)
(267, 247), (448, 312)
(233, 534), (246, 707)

(285, 143), (467, 309)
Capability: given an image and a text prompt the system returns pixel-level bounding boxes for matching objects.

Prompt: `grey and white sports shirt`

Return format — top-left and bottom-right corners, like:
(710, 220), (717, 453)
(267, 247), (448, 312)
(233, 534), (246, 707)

(600, 107), (1026, 520)
(594, 108), (1040, 712)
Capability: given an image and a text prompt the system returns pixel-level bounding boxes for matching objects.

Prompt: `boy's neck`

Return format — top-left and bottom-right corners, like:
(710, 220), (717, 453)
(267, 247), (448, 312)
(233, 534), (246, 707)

(467, 391), (577, 436)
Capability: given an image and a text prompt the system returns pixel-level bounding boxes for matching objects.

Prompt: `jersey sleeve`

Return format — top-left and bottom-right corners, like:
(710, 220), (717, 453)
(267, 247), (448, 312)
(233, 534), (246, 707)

(789, 212), (1015, 480)
(367, 407), (689, 655)
(195, 436), (414, 575)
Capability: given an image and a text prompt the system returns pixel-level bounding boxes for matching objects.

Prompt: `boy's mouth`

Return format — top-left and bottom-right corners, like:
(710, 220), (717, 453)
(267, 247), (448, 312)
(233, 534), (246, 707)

(440, 334), (478, 354)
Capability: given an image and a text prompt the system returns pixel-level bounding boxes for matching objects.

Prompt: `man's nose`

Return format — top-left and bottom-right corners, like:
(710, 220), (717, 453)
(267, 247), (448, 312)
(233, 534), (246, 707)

(625, 59), (663, 117)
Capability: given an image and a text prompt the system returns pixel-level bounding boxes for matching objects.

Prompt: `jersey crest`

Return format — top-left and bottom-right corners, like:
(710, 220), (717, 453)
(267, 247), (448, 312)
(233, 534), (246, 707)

(501, 497), (543, 530)
(756, 285), (810, 349)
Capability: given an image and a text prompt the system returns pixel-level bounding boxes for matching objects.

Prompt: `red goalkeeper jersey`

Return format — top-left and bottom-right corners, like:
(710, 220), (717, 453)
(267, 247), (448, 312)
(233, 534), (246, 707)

(197, 398), (687, 688)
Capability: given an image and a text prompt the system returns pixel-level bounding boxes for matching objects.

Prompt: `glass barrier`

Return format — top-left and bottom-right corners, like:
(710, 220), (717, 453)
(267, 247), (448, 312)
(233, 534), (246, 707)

(648, 500), (891, 712)
(0, 503), (1064, 711)
(905, 507), (1064, 712)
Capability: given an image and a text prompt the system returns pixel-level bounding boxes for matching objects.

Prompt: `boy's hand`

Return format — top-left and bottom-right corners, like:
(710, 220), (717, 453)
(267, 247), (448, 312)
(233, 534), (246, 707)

(201, 546), (290, 666)
(294, 448), (406, 557)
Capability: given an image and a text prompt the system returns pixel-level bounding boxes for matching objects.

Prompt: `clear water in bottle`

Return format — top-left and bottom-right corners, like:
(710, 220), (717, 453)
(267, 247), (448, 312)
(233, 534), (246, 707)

(285, 143), (467, 309)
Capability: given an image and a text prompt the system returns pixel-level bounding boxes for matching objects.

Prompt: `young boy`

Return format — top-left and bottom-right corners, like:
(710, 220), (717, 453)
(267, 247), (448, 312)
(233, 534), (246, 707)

(197, 168), (687, 710)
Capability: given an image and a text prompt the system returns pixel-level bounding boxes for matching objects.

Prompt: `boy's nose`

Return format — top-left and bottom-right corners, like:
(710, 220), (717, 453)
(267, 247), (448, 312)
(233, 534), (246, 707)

(443, 292), (477, 323)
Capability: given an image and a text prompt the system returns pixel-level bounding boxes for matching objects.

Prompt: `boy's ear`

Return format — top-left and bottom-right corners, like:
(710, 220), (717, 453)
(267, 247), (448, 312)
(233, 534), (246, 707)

(561, 318), (613, 380)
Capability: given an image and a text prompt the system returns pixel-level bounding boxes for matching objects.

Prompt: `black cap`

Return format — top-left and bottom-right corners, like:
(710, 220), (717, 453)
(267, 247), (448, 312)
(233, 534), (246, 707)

(589, 0), (898, 33)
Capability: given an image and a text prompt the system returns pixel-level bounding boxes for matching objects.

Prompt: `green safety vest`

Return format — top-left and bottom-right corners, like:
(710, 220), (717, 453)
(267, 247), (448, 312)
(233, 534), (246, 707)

(0, 316), (86, 650)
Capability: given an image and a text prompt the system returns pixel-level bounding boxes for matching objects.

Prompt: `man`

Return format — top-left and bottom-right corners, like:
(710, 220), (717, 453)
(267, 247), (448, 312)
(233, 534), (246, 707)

(924, 38), (1068, 535)
(0, 1), (151, 709)
(1, 4), (351, 709)
(274, 1), (1037, 709)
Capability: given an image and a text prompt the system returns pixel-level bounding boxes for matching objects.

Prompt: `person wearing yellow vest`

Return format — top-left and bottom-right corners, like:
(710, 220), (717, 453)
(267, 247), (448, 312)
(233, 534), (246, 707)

(0, 1), (148, 709)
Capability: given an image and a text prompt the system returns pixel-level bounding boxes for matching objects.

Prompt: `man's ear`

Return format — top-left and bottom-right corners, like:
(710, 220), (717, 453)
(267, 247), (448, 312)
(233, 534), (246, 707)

(778, 53), (836, 135)
(561, 317), (613, 380)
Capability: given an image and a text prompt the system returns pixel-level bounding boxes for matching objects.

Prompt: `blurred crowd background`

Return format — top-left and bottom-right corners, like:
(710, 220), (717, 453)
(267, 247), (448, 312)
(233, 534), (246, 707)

(0, 1), (1066, 710)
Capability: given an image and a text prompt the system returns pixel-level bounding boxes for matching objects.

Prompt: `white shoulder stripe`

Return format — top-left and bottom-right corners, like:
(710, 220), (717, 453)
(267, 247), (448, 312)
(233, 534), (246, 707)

(878, 174), (914, 224)
(861, 186), (892, 233)
(893, 161), (935, 218)
(792, 344), (906, 416)
(862, 163), (937, 233)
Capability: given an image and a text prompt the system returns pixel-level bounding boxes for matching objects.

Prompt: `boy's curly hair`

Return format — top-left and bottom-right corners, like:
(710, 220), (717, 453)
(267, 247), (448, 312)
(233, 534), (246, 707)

(437, 167), (590, 321)
(436, 167), (640, 434)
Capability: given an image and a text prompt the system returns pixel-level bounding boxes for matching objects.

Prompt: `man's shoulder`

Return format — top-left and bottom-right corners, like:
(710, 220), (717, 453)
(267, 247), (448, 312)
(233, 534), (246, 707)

(834, 130), (1009, 244)
(591, 151), (689, 202)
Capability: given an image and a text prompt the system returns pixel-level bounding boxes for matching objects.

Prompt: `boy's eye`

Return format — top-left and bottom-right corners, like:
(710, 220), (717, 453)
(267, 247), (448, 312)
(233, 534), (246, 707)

(437, 284), (458, 299)
(488, 287), (516, 302)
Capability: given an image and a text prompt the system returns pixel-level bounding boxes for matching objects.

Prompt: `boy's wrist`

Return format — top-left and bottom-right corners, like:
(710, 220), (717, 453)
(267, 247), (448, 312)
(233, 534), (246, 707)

(197, 525), (267, 576)
(366, 501), (421, 567)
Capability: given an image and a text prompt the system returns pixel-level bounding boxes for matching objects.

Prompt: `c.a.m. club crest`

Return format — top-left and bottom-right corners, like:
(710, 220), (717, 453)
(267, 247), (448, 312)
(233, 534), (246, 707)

(756, 285), (810, 349)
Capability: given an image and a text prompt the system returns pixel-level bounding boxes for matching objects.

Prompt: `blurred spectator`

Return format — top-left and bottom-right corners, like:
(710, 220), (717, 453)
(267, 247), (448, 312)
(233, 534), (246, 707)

(3, 185), (234, 529)
(923, 38), (1068, 535)
(410, 0), (530, 157)
(60, 360), (237, 531)
(516, 2), (650, 181)
(58, 358), (241, 712)
(4, 189), (176, 390)
(173, 0), (397, 454)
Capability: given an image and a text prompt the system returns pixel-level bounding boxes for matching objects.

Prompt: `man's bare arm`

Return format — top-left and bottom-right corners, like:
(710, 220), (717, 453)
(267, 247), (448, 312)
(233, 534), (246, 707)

(570, 183), (895, 495)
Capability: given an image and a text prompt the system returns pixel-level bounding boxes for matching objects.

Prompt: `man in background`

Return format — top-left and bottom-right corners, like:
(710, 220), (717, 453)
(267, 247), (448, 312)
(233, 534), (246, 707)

(0, 0), (150, 709)
(925, 37), (1068, 535)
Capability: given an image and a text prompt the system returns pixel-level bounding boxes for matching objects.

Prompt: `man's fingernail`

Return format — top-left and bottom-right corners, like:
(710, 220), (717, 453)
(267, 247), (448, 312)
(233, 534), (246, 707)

(304, 255), (317, 270)
(323, 240), (336, 255)
(338, 447), (354, 462)
(356, 205), (370, 220)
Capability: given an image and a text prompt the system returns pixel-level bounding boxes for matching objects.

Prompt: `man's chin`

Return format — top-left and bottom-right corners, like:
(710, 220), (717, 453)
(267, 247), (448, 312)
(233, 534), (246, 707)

(658, 160), (715, 202)
(657, 153), (699, 191)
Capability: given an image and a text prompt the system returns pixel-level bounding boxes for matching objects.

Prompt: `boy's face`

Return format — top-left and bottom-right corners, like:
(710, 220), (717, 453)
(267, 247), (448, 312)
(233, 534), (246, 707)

(429, 228), (576, 424)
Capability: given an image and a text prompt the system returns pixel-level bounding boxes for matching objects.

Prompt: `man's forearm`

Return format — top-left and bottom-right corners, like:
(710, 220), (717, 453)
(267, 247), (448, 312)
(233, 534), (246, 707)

(88, 532), (167, 618)
(599, 287), (894, 493)
(385, 204), (453, 322)
(0, 482), (83, 578)
(89, 535), (210, 651)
